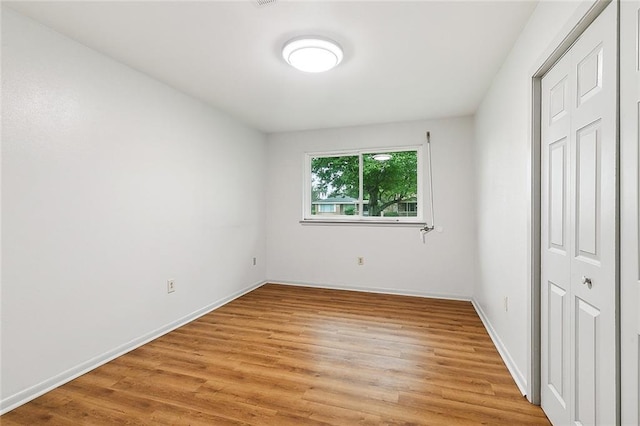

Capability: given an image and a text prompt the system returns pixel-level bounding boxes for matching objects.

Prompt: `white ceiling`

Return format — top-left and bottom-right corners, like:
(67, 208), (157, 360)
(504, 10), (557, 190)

(5, 1), (537, 133)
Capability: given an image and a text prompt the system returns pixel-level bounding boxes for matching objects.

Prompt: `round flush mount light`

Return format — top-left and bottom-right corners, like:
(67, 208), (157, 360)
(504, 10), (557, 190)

(282, 36), (343, 73)
(372, 154), (392, 161)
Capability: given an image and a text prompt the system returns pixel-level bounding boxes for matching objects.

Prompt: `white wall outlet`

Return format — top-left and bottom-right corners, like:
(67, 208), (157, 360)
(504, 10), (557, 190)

(167, 279), (175, 294)
(503, 296), (508, 312)
(357, 256), (365, 266)
(252, 257), (257, 266)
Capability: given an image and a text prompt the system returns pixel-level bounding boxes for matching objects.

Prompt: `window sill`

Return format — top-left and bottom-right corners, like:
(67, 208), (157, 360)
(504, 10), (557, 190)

(300, 219), (427, 227)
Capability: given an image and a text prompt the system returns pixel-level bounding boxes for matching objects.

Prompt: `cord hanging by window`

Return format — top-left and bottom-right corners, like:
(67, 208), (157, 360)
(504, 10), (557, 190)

(420, 131), (435, 242)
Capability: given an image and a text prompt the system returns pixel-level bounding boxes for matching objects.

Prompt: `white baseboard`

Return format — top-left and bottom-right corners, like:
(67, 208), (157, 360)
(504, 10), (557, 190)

(0, 280), (266, 415)
(268, 279), (472, 302)
(471, 298), (528, 395)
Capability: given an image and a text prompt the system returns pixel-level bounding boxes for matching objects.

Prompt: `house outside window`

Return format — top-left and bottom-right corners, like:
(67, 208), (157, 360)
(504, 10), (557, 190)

(312, 196), (357, 215)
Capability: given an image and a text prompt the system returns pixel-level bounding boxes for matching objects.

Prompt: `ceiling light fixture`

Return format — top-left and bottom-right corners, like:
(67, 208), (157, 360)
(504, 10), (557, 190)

(372, 154), (392, 161)
(282, 36), (343, 73)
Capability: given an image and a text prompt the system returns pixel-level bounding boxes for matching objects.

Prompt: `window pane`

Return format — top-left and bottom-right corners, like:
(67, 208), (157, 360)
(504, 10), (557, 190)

(362, 151), (418, 217)
(311, 155), (359, 216)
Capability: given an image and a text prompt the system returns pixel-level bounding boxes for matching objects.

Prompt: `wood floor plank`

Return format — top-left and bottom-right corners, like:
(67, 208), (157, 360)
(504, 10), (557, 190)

(2, 284), (549, 425)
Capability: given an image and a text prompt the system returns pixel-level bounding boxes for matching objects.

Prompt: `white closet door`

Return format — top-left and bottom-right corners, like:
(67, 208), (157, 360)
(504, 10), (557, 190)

(621, 0), (640, 424)
(541, 2), (617, 425)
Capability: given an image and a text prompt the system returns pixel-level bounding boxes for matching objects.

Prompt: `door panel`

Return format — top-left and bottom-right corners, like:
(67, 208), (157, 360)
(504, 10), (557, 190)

(568, 4), (617, 424)
(542, 48), (572, 426)
(550, 77), (569, 122)
(547, 281), (568, 407)
(550, 139), (568, 250)
(575, 121), (600, 261)
(574, 297), (599, 425)
(576, 45), (603, 105)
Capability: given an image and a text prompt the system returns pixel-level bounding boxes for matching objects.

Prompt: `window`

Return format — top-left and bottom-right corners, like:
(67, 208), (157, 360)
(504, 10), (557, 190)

(304, 147), (423, 222)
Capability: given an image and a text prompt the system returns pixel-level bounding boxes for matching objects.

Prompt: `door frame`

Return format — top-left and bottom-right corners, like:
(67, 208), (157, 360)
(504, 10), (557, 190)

(528, 0), (614, 405)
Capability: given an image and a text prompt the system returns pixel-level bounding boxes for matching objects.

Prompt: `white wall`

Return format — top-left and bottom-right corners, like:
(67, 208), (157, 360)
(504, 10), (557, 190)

(1, 8), (266, 411)
(266, 117), (477, 299)
(474, 1), (586, 394)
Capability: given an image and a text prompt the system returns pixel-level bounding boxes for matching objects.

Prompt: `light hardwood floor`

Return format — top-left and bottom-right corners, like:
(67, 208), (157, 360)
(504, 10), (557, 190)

(2, 284), (550, 425)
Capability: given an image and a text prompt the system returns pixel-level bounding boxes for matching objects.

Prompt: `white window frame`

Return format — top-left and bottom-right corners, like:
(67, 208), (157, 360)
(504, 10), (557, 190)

(303, 146), (424, 224)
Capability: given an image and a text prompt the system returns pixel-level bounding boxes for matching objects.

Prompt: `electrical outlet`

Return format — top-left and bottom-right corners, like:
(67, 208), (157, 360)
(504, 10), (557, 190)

(357, 256), (365, 266)
(503, 296), (508, 312)
(252, 257), (257, 266)
(167, 279), (175, 294)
